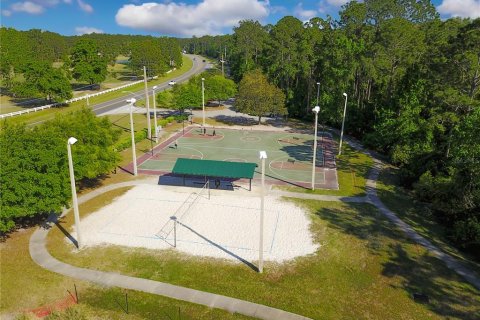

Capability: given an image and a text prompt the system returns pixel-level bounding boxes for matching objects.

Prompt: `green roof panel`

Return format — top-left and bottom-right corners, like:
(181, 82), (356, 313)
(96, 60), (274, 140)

(172, 158), (257, 179)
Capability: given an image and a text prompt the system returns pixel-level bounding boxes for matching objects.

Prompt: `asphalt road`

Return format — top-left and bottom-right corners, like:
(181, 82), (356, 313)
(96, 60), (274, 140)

(93, 54), (208, 116)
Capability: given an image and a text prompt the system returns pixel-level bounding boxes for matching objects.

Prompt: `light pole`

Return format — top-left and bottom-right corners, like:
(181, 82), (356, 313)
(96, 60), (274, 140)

(312, 106), (320, 190)
(202, 77), (205, 127)
(67, 137), (82, 249)
(152, 85), (159, 143)
(259, 150), (267, 273)
(316, 81), (324, 145)
(339, 93), (348, 156)
(143, 66), (152, 140)
(220, 51), (225, 77)
(127, 98), (138, 176)
(86, 94), (90, 107)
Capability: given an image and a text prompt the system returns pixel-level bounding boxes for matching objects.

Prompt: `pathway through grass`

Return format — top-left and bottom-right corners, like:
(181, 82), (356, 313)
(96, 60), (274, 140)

(47, 188), (480, 319)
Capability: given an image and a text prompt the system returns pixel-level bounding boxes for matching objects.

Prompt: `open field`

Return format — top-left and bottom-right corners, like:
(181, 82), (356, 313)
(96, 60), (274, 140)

(46, 186), (480, 319)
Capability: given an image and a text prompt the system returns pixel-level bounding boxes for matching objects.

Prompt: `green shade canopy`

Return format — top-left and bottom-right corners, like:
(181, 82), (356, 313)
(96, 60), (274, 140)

(172, 158), (257, 179)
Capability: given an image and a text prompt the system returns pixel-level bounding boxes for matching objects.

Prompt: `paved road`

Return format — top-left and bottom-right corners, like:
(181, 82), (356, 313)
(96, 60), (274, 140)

(93, 54), (207, 116)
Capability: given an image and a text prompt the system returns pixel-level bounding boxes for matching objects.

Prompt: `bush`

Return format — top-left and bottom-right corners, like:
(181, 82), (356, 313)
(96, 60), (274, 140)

(114, 128), (147, 151)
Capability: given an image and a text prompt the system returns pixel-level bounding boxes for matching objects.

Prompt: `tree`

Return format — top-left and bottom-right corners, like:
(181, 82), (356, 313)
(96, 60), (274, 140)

(204, 75), (237, 106)
(129, 39), (168, 77)
(171, 82), (202, 111)
(156, 90), (173, 109)
(0, 108), (121, 233)
(12, 61), (72, 102)
(70, 39), (107, 85)
(235, 69), (287, 123)
(231, 20), (268, 81)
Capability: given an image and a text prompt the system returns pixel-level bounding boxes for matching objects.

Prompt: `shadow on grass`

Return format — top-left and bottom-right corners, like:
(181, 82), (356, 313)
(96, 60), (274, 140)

(383, 244), (480, 319)
(315, 203), (480, 319)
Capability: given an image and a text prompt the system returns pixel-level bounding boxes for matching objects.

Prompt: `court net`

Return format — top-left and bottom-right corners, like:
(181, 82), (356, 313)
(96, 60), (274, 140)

(155, 181), (210, 240)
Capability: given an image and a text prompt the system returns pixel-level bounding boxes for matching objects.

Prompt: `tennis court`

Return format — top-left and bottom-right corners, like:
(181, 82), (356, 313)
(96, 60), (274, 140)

(134, 127), (338, 189)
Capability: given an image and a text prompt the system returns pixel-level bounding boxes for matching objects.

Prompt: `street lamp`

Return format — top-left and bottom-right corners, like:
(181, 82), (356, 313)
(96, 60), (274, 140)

(143, 66), (152, 140)
(127, 98), (138, 175)
(259, 150), (267, 273)
(312, 106), (320, 190)
(339, 93), (348, 156)
(202, 77), (205, 127)
(67, 137), (82, 249)
(152, 85), (159, 143)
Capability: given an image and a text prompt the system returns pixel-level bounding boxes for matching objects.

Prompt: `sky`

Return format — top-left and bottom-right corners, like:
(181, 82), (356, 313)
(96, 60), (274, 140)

(1, 0), (479, 37)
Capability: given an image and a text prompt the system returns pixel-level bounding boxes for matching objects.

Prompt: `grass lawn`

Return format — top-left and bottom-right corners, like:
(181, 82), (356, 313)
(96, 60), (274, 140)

(0, 193), (254, 319)
(376, 165), (480, 277)
(46, 187), (480, 319)
(1, 55), (193, 127)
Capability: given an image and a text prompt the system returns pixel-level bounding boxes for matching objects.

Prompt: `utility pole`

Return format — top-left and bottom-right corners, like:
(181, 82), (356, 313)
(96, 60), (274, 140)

(143, 66), (152, 140)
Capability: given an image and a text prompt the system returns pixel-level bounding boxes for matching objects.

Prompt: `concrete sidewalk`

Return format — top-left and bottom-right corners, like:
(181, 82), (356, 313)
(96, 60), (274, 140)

(29, 223), (311, 320)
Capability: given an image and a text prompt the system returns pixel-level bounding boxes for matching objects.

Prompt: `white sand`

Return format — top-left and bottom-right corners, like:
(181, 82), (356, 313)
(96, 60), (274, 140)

(75, 184), (319, 263)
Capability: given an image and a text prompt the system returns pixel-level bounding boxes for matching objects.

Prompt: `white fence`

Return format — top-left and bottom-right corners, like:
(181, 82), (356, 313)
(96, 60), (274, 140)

(0, 76), (158, 119)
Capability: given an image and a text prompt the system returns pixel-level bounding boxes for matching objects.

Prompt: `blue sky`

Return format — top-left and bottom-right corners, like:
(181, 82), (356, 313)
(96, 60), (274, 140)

(1, 0), (479, 37)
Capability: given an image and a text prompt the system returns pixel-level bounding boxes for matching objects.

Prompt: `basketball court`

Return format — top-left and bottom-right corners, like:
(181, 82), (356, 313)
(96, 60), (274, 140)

(132, 127), (338, 190)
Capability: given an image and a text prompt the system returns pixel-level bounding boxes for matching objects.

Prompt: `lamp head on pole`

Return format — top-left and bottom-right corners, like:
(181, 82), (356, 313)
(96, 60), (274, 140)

(153, 85), (158, 90)
(201, 78), (205, 81)
(312, 106), (320, 113)
(316, 82), (320, 85)
(343, 92), (347, 97)
(68, 137), (78, 145)
(259, 151), (268, 159)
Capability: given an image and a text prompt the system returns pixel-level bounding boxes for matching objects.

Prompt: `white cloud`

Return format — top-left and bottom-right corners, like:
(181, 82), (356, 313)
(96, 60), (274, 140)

(438, 0), (480, 18)
(75, 26), (103, 35)
(11, 1), (44, 14)
(115, 0), (270, 37)
(5, 0), (74, 16)
(294, 3), (317, 20)
(325, 0), (350, 6)
(77, 0), (93, 13)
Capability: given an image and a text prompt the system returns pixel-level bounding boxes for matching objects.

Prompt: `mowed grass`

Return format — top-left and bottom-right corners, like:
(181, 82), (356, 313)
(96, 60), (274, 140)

(47, 187), (480, 319)
(0, 227), (74, 314)
(377, 165), (480, 277)
(0, 188), (254, 319)
(1, 55), (193, 127)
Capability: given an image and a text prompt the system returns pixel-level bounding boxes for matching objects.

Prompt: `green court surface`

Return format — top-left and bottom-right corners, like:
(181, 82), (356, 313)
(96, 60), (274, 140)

(138, 127), (337, 188)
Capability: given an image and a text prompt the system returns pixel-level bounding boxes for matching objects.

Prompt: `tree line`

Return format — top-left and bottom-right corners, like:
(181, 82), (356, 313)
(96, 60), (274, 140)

(180, 1), (479, 254)
(0, 28), (183, 103)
